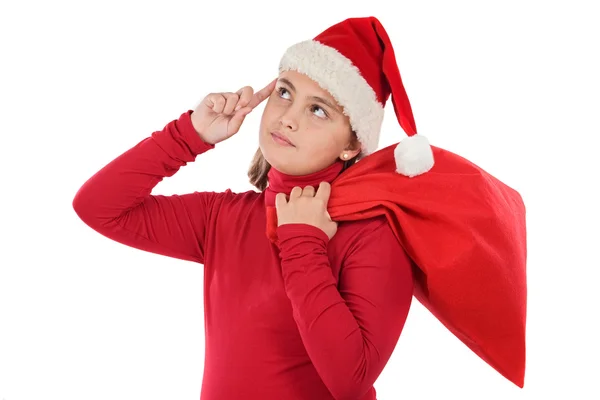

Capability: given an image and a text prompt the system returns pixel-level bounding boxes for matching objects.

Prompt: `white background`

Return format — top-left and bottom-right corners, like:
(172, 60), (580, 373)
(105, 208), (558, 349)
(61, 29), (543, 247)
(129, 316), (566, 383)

(1, 0), (599, 399)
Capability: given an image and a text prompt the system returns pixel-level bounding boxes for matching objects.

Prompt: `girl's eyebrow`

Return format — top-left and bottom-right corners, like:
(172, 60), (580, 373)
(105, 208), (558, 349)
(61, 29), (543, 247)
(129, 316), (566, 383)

(278, 78), (342, 114)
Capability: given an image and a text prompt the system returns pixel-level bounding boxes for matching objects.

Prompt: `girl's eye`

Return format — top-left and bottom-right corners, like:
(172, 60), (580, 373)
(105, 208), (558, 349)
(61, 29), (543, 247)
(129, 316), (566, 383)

(277, 87), (291, 99)
(310, 105), (327, 119)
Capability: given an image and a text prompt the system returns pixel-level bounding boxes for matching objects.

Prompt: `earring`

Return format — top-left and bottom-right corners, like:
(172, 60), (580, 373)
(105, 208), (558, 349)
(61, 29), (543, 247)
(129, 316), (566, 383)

(343, 153), (349, 160)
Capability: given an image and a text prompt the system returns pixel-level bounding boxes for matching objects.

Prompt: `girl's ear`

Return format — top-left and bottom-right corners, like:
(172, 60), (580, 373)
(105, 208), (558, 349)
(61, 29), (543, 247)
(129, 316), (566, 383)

(340, 148), (361, 161)
(340, 133), (361, 160)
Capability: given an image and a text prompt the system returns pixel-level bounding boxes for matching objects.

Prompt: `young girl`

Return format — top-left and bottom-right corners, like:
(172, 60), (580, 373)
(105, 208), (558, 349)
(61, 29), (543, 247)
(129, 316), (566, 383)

(73, 16), (418, 400)
(73, 15), (527, 399)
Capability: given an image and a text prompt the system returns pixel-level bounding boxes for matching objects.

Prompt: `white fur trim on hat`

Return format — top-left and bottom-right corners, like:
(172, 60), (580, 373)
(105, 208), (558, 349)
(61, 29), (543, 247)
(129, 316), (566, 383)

(394, 134), (435, 177)
(279, 40), (384, 157)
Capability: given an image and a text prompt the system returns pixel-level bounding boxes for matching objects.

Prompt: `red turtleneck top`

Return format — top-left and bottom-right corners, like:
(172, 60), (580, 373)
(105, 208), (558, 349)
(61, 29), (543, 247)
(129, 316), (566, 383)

(72, 110), (415, 400)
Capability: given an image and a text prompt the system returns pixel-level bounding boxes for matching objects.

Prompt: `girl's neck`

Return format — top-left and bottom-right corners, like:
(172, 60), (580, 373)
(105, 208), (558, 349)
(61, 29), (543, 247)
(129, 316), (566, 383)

(264, 160), (344, 206)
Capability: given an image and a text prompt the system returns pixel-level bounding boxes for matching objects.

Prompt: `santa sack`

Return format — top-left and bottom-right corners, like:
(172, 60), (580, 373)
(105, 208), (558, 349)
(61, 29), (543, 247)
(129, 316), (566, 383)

(327, 142), (527, 388)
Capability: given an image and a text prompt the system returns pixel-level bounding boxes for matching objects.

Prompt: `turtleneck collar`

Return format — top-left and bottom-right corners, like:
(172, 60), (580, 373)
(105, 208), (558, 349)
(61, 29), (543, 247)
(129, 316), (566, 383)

(264, 160), (345, 206)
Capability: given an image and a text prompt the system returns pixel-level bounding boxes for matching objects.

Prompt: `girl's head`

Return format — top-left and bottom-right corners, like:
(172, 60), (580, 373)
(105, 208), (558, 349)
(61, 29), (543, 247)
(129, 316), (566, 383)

(248, 17), (434, 189)
(249, 70), (362, 190)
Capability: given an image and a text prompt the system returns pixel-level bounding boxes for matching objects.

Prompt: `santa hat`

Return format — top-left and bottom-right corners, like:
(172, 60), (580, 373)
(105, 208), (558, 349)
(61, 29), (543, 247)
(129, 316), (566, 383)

(278, 16), (434, 177)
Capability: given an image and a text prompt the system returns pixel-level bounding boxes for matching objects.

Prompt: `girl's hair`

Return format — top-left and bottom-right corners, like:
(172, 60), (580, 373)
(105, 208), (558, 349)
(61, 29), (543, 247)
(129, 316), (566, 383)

(247, 131), (360, 191)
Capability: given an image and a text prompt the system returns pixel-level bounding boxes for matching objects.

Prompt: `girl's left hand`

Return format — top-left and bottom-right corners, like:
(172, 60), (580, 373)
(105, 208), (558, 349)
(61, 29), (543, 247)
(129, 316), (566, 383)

(275, 182), (337, 240)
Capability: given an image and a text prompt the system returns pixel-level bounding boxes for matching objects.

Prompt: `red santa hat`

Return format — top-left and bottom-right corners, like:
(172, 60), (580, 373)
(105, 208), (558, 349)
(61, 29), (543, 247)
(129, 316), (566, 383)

(278, 16), (434, 177)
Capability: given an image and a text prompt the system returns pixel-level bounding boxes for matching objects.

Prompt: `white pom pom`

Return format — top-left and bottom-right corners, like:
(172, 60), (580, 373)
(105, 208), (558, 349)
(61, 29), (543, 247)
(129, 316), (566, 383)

(394, 134), (434, 177)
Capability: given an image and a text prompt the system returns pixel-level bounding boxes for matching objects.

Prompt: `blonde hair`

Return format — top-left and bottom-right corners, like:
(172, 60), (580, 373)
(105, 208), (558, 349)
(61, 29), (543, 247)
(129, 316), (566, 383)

(247, 131), (360, 191)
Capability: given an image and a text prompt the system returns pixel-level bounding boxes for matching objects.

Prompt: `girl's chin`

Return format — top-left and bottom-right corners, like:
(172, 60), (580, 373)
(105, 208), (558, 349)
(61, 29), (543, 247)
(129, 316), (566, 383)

(262, 144), (297, 161)
(263, 153), (298, 174)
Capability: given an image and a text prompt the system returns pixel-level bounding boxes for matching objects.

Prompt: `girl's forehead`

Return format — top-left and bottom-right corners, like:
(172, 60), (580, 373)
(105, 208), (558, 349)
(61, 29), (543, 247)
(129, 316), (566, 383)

(280, 71), (324, 91)
(278, 70), (341, 106)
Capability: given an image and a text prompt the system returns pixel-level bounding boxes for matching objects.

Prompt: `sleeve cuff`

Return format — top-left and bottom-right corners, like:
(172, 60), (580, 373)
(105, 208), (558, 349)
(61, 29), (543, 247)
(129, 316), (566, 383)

(277, 223), (330, 246)
(177, 110), (216, 155)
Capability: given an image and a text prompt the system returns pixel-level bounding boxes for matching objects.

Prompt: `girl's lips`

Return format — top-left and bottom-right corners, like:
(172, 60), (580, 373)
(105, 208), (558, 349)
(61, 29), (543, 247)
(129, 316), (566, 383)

(271, 132), (294, 147)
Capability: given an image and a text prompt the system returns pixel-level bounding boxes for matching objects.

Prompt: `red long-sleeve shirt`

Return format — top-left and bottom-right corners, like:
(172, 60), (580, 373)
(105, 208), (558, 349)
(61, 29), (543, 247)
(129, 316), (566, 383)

(72, 110), (415, 400)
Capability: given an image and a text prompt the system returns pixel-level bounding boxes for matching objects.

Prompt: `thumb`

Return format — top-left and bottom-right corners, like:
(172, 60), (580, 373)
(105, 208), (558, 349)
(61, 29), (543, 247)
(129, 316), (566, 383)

(227, 106), (252, 135)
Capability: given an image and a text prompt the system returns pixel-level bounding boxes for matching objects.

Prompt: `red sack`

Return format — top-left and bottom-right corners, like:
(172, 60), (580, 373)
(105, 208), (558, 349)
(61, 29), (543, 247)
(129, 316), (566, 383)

(267, 142), (527, 387)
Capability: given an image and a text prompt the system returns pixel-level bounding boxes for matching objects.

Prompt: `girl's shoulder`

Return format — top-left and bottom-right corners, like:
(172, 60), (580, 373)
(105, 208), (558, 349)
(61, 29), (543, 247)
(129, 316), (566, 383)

(333, 214), (395, 251)
(211, 187), (263, 202)
(209, 188), (265, 213)
(338, 214), (389, 235)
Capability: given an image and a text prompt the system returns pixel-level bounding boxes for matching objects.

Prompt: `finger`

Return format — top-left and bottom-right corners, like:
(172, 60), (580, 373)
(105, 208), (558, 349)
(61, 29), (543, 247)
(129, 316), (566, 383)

(222, 92), (240, 115)
(235, 86), (254, 111)
(315, 182), (331, 201)
(275, 192), (287, 209)
(289, 186), (302, 199)
(206, 93), (227, 113)
(227, 106), (252, 135)
(247, 78), (277, 109)
(302, 185), (315, 197)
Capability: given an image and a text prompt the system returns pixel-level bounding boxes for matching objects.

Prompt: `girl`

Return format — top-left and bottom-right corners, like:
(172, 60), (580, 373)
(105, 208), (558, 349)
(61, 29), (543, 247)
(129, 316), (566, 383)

(73, 15), (527, 399)
(73, 16), (417, 400)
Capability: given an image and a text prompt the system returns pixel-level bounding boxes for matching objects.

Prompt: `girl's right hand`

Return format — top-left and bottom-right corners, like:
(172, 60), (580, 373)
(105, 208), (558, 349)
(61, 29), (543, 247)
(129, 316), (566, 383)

(191, 78), (277, 145)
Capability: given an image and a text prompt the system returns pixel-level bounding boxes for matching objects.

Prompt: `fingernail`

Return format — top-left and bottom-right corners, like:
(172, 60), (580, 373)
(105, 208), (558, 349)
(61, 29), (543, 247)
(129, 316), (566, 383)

(235, 105), (241, 111)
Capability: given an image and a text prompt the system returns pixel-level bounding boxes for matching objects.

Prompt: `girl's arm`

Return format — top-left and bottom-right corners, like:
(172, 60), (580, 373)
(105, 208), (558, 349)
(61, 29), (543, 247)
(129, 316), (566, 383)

(277, 217), (414, 399)
(72, 110), (221, 265)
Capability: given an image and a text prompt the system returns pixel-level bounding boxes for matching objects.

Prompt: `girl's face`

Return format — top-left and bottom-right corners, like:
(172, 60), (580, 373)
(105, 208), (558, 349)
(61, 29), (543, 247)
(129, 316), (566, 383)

(258, 70), (361, 176)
